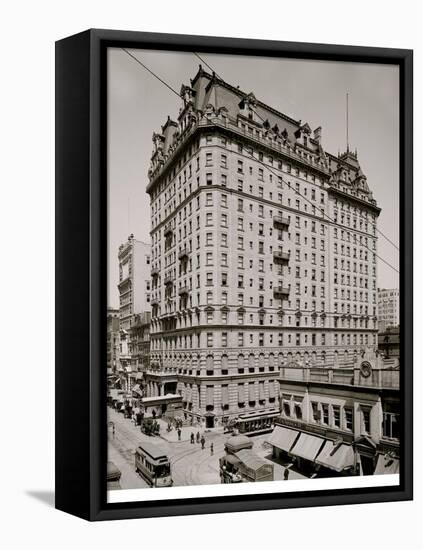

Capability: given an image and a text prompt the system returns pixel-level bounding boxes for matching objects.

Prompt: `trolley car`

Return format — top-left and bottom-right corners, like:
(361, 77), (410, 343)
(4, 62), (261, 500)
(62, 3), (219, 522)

(135, 442), (173, 488)
(235, 408), (280, 436)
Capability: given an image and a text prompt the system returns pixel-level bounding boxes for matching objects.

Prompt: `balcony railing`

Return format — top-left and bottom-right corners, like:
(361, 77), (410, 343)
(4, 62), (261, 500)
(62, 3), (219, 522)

(178, 248), (189, 260)
(279, 366), (399, 390)
(164, 275), (174, 286)
(178, 285), (189, 295)
(273, 250), (290, 264)
(273, 216), (290, 229)
(273, 286), (290, 299)
(164, 225), (173, 237)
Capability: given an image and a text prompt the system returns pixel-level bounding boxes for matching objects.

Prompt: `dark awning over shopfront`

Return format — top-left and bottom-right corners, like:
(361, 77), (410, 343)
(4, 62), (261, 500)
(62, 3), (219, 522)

(315, 441), (355, 472)
(374, 454), (400, 475)
(267, 426), (299, 453)
(289, 433), (325, 462)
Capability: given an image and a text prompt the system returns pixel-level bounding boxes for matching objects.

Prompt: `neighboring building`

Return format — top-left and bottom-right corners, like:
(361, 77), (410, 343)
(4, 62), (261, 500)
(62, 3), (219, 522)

(378, 288), (399, 332)
(117, 235), (152, 391)
(147, 66), (380, 427)
(118, 234), (152, 331)
(268, 357), (400, 477)
(129, 311), (152, 381)
(378, 326), (400, 358)
(107, 307), (120, 378)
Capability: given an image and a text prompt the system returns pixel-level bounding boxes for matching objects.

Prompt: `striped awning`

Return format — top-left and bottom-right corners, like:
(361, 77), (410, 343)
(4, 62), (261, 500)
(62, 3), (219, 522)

(315, 441), (355, 472)
(238, 384), (245, 402)
(290, 433), (325, 462)
(267, 426), (299, 453)
(374, 454), (400, 475)
(248, 384), (256, 401)
(221, 385), (229, 406)
(206, 385), (214, 406)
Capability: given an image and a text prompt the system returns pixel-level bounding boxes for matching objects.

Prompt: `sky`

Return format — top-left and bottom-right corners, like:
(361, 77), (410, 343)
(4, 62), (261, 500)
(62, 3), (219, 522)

(107, 48), (399, 308)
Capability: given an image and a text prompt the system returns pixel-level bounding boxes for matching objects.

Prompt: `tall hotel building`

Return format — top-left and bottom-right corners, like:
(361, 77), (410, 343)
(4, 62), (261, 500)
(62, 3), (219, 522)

(147, 67), (380, 427)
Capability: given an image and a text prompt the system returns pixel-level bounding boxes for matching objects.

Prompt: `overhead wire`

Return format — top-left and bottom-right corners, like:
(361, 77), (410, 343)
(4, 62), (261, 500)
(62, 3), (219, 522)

(121, 47), (399, 275)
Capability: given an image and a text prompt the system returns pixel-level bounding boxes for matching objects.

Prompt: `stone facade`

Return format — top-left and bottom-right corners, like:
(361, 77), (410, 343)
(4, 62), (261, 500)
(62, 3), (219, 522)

(377, 288), (400, 332)
(118, 235), (152, 332)
(146, 66), (380, 425)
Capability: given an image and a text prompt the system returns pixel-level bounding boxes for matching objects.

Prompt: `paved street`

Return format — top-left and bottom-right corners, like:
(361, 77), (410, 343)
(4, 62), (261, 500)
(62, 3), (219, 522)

(107, 407), (307, 492)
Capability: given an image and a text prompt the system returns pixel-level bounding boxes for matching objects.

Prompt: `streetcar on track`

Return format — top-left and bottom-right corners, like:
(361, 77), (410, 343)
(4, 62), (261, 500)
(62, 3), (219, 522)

(135, 442), (173, 488)
(235, 408), (280, 436)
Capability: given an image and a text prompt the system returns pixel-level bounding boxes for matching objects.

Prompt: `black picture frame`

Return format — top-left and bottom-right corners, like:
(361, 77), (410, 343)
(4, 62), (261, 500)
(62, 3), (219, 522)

(55, 28), (413, 521)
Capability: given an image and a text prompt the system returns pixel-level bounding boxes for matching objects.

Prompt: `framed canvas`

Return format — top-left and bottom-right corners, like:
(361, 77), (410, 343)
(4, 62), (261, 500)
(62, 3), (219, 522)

(55, 29), (413, 521)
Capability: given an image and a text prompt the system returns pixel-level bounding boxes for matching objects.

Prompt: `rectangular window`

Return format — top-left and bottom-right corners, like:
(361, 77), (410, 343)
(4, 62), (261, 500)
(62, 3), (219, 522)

(362, 408), (371, 434)
(322, 404), (329, 425)
(383, 412), (399, 440)
(311, 402), (320, 423)
(207, 333), (213, 347)
(332, 405), (341, 428)
(344, 407), (353, 431)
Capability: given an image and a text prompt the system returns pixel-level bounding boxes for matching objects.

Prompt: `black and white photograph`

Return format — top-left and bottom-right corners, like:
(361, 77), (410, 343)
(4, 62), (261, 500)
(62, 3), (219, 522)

(106, 47), (402, 503)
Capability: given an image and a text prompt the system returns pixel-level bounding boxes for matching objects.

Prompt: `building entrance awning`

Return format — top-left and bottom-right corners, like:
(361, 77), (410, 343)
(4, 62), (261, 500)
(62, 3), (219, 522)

(374, 454), (400, 475)
(315, 441), (355, 472)
(289, 432), (325, 462)
(267, 426), (299, 453)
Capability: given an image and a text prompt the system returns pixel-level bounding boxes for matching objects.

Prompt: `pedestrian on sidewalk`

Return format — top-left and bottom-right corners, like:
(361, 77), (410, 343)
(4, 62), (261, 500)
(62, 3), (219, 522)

(196, 431), (200, 444)
(284, 467), (290, 481)
(210, 442), (214, 455)
(177, 428), (181, 441)
(190, 432), (195, 444)
(200, 435), (205, 450)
